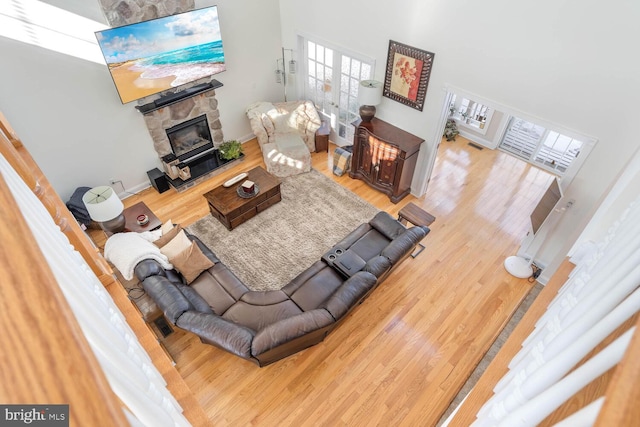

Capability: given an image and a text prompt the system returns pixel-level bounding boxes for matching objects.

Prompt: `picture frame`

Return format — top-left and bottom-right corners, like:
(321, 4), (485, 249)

(383, 40), (435, 111)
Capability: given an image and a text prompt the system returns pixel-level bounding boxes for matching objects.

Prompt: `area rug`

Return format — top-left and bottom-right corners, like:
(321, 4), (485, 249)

(186, 169), (380, 291)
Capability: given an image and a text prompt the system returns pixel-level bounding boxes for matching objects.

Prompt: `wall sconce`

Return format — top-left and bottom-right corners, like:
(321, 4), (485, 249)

(275, 47), (297, 101)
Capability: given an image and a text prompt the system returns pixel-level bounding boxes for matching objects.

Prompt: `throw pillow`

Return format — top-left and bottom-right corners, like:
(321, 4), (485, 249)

(170, 241), (214, 284)
(154, 224), (182, 248)
(160, 229), (191, 259)
(261, 114), (275, 137)
(160, 220), (174, 235)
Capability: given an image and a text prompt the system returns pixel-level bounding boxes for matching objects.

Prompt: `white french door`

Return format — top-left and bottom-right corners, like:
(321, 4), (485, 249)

(303, 37), (374, 147)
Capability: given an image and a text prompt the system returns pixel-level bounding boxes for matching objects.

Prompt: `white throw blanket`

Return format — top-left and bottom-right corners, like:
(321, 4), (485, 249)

(104, 232), (173, 280)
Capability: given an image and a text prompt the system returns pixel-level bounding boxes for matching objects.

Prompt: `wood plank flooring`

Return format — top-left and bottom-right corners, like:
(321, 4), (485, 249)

(110, 136), (555, 426)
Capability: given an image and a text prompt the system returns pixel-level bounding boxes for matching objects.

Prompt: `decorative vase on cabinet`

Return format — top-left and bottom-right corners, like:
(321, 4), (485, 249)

(349, 118), (424, 203)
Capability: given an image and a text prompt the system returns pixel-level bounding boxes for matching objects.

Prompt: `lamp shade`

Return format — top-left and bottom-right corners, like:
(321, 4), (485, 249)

(357, 80), (383, 106)
(82, 186), (123, 222)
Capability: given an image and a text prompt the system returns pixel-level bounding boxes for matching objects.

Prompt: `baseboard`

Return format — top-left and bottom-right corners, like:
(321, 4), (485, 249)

(118, 181), (151, 200)
(238, 133), (257, 144)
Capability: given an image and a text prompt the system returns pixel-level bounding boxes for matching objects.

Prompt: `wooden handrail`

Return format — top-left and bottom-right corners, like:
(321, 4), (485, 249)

(595, 314), (640, 425)
(0, 172), (127, 425)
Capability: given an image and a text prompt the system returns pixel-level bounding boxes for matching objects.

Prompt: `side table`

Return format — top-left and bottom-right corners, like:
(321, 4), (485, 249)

(105, 201), (161, 237)
(397, 202), (435, 258)
(123, 201), (162, 233)
(397, 202), (436, 227)
(315, 131), (329, 152)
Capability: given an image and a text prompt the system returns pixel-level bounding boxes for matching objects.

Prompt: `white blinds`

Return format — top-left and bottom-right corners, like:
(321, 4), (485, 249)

(0, 153), (191, 427)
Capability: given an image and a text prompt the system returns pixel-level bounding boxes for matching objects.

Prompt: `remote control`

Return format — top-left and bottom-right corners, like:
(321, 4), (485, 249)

(223, 172), (248, 187)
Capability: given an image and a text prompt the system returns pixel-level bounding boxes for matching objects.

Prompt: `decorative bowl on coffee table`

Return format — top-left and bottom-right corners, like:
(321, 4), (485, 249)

(237, 183), (260, 198)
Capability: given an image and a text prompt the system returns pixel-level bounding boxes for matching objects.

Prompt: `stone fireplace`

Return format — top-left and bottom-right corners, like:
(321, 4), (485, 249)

(139, 89), (236, 191)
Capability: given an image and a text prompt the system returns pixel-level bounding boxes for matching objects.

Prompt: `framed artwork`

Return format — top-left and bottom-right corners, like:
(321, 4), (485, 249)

(383, 40), (435, 111)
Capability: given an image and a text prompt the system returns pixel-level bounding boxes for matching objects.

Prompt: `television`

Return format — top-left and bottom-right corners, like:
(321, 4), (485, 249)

(95, 6), (226, 104)
(530, 177), (563, 235)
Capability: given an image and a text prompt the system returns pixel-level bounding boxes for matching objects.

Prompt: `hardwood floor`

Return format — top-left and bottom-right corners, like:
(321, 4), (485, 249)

(109, 136), (555, 426)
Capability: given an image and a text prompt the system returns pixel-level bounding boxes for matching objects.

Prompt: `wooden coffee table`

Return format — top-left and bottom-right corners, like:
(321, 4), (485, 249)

(203, 166), (281, 230)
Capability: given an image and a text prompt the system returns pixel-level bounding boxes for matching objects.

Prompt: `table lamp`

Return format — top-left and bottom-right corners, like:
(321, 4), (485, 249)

(82, 186), (125, 233)
(357, 80), (383, 122)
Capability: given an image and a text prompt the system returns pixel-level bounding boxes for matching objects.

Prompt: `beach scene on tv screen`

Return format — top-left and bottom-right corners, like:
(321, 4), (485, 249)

(96, 7), (225, 103)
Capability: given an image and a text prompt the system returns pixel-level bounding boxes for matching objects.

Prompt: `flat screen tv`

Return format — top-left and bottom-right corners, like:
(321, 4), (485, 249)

(530, 176), (563, 235)
(95, 6), (225, 104)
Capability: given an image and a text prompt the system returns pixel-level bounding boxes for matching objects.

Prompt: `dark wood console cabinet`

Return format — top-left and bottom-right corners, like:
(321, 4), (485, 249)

(349, 118), (424, 203)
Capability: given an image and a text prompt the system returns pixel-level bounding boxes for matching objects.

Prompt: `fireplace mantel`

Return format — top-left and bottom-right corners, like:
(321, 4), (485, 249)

(136, 80), (224, 115)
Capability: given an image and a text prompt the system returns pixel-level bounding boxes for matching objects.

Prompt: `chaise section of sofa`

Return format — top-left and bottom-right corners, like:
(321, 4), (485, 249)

(134, 211), (429, 366)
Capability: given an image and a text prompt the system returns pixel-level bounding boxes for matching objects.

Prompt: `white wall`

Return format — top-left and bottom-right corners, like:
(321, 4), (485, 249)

(278, 0), (640, 279)
(0, 0), (283, 201)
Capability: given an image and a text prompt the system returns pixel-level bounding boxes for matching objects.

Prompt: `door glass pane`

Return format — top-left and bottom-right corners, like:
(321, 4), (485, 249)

(325, 49), (333, 67)
(307, 41), (315, 60)
(350, 60), (361, 78)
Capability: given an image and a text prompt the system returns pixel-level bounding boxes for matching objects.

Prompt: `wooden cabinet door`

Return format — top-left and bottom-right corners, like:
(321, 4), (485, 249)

(372, 140), (399, 188)
(376, 154), (398, 188)
(356, 132), (375, 179)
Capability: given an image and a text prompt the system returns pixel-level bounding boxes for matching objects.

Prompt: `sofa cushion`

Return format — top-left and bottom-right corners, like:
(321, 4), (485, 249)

(170, 240), (215, 284)
(134, 259), (168, 281)
(381, 227), (428, 264)
(286, 263), (344, 312)
(321, 271), (378, 321)
(251, 309), (335, 356)
(176, 284), (213, 315)
(363, 255), (392, 278)
(261, 114), (275, 137)
(176, 311), (254, 359)
(142, 276), (193, 324)
(369, 211), (407, 240)
(348, 229), (391, 261)
(223, 298), (303, 331)
(160, 229), (192, 259)
(189, 263), (249, 315)
(189, 235), (221, 264)
(275, 132), (306, 151)
(154, 224), (182, 247)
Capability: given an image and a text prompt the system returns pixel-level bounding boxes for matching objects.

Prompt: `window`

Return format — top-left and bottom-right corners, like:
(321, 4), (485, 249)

(449, 94), (493, 134)
(499, 117), (585, 175)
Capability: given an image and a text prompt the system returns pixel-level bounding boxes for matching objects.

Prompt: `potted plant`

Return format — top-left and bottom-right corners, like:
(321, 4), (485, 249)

(218, 140), (243, 160)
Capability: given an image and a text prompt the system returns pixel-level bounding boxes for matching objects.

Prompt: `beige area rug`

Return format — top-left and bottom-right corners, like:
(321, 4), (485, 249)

(187, 169), (380, 291)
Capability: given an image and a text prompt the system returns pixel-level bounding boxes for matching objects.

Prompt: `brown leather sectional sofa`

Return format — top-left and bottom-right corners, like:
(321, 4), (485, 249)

(135, 211), (429, 366)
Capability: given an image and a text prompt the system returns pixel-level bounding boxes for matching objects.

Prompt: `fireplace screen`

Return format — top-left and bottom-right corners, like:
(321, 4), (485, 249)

(166, 115), (213, 161)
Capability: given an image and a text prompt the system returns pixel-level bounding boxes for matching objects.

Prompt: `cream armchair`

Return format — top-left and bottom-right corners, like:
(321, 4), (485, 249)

(246, 100), (322, 177)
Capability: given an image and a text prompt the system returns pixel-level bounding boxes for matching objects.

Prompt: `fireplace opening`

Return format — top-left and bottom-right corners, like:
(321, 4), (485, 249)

(166, 115), (214, 163)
